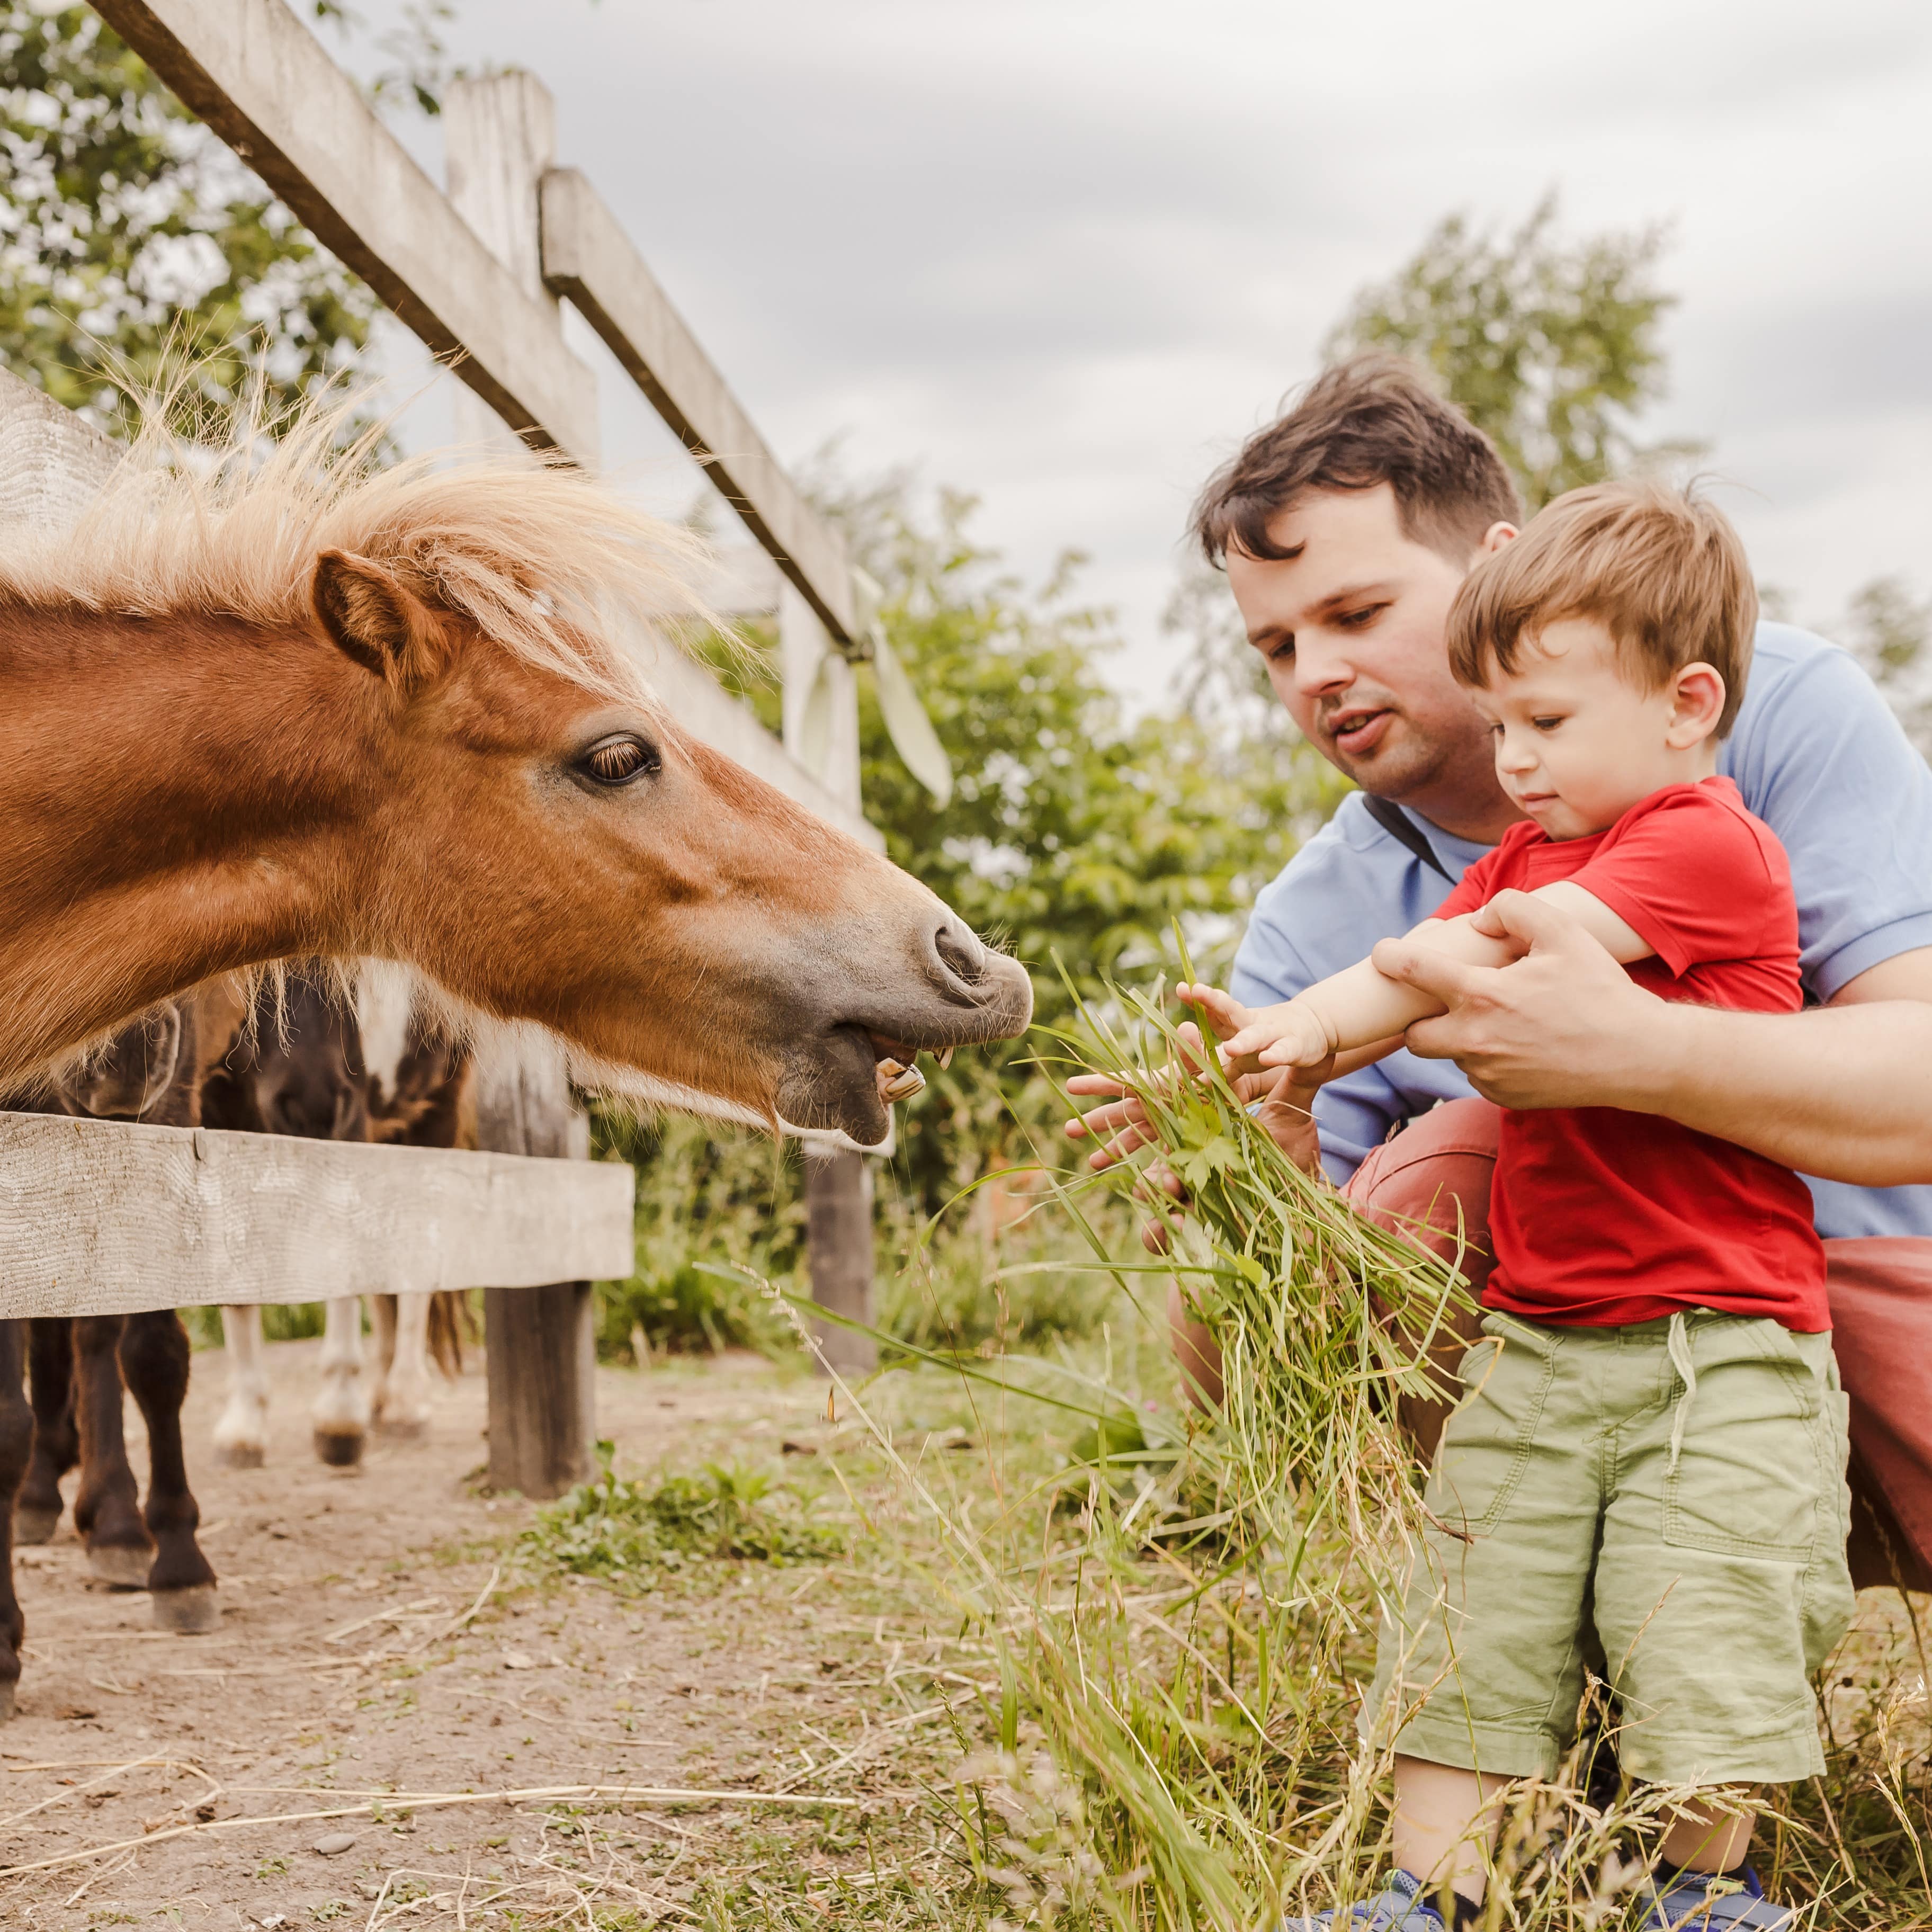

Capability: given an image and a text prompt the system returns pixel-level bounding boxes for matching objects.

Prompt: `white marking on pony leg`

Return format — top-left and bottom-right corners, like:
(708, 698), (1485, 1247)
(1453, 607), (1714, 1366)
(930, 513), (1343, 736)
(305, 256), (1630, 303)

(355, 959), (417, 1105)
(377, 1292), (434, 1437)
(368, 1293), (398, 1425)
(212, 1305), (270, 1469)
(311, 1297), (370, 1469)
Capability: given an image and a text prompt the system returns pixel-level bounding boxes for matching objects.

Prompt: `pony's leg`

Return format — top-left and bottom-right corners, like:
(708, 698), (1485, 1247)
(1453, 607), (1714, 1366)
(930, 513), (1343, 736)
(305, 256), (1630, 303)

(212, 1305), (271, 1469)
(369, 1293), (398, 1428)
(378, 1294), (434, 1437)
(119, 1312), (219, 1633)
(0, 1321), (32, 1720)
(17, 1318), (78, 1543)
(311, 1298), (369, 1468)
(70, 1316), (155, 1588)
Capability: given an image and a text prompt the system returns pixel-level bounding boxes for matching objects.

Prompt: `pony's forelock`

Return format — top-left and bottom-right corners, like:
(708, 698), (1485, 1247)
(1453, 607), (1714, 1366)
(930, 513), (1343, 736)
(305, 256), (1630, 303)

(0, 370), (723, 706)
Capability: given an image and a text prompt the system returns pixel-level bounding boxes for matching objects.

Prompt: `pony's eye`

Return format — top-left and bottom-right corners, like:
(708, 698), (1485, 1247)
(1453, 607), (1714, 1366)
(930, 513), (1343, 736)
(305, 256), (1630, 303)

(578, 734), (659, 787)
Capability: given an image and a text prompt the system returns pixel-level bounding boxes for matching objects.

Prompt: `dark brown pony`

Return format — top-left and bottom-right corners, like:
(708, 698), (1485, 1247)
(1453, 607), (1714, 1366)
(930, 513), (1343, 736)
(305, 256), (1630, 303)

(0, 395), (1032, 1143)
(3, 1001), (221, 1701)
(1, 973), (475, 1719)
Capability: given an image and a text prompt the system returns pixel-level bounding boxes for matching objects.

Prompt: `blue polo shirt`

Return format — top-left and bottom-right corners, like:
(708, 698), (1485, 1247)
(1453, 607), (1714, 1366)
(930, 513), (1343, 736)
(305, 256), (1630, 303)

(1229, 623), (1932, 1240)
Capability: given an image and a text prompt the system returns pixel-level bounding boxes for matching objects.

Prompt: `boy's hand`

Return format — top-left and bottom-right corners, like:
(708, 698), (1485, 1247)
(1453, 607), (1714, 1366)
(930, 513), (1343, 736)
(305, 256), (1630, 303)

(1177, 982), (1336, 1072)
(1171, 982), (1255, 1061)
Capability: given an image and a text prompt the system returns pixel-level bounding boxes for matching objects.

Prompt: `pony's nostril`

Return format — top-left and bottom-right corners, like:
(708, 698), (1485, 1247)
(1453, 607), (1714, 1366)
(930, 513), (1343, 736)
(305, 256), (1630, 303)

(935, 922), (985, 986)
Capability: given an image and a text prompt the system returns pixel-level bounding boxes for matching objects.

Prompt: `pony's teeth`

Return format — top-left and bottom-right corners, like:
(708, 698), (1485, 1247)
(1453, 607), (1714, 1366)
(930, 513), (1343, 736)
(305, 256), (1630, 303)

(881, 1065), (926, 1103)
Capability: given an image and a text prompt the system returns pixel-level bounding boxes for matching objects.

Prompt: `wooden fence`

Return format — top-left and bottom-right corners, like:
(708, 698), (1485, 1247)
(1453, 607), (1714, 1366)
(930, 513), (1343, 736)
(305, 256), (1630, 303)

(0, 0), (893, 1496)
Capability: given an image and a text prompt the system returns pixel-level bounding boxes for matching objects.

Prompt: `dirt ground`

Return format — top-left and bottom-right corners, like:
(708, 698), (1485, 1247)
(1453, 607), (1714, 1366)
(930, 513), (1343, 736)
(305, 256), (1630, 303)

(0, 1338), (960, 1929)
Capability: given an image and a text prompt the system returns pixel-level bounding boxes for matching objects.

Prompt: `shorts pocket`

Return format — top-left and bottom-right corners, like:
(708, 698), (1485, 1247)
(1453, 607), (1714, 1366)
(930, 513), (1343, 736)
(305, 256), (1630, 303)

(1424, 1314), (1558, 1539)
(1662, 1320), (1824, 1562)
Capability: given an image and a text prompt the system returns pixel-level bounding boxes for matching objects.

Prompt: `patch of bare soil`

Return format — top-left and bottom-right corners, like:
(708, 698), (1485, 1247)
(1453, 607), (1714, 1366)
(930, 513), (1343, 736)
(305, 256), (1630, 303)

(1, 1340), (960, 1928)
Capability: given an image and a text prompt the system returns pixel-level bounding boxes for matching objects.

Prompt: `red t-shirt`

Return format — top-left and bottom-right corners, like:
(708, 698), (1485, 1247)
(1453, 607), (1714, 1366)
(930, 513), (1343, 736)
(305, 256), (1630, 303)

(1433, 777), (1827, 1331)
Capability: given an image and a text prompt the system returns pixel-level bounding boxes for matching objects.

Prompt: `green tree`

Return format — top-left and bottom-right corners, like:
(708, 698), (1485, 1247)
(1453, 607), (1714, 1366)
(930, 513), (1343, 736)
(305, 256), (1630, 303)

(0, 4), (386, 432)
(1839, 575), (1932, 758)
(1327, 192), (1680, 510)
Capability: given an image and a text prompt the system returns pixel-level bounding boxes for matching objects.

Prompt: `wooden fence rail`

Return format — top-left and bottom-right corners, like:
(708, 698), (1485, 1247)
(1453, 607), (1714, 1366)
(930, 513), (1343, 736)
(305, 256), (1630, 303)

(0, 1111), (634, 1322)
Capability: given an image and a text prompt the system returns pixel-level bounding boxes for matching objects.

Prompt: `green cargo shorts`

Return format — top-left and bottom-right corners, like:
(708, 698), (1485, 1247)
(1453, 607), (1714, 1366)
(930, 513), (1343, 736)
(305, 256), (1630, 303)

(1362, 1309), (1855, 1785)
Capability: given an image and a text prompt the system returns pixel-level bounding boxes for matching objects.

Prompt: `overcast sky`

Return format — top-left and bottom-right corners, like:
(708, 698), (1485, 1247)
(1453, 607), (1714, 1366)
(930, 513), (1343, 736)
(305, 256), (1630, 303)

(357, 0), (1932, 704)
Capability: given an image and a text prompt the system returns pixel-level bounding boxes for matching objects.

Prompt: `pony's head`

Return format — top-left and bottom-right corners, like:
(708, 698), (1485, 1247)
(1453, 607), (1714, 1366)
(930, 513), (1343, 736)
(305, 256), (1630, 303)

(4, 385), (1031, 1143)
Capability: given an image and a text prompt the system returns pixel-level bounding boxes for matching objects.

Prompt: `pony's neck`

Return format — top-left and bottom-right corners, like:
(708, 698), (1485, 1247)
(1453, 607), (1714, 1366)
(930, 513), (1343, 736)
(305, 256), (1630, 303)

(0, 605), (381, 1078)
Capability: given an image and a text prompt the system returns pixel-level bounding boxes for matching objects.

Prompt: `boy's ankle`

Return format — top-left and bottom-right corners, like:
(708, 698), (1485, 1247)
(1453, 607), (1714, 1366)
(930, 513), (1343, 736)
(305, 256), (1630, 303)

(1396, 1870), (1483, 1929)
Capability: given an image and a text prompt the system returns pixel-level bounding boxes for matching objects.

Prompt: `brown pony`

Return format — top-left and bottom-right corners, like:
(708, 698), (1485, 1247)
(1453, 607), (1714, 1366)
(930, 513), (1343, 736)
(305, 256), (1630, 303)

(0, 392), (1032, 1135)
(0, 392), (1031, 1721)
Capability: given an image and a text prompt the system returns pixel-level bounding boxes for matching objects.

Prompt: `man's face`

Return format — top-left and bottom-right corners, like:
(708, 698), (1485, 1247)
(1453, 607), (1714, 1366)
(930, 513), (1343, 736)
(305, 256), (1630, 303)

(1224, 484), (1511, 818)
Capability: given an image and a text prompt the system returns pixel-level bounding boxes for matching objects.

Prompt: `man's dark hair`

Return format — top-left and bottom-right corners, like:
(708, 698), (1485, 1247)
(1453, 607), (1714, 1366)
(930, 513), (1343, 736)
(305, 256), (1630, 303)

(1191, 354), (1525, 567)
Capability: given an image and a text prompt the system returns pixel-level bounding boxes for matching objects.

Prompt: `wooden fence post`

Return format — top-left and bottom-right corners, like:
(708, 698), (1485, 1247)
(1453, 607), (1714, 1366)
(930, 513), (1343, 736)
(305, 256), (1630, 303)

(473, 1033), (598, 1498)
(445, 73), (599, 1495)
(779, 585), (878, 1375)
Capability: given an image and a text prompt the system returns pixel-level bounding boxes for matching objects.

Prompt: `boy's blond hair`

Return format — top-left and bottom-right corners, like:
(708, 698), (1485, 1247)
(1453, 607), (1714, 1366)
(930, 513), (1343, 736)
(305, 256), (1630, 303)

(1447, 479), (1758, 737)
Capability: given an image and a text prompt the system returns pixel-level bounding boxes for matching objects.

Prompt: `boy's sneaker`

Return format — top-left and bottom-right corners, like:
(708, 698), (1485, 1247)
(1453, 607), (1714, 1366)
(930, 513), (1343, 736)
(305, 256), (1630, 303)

(1641, 1865), (1793, 1929)
(1278, 1867), (1455, 1929)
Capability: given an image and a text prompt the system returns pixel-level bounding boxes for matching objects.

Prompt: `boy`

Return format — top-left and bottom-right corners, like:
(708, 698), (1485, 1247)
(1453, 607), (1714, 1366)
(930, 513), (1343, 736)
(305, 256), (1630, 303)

(1183, 480), (1854, 1931)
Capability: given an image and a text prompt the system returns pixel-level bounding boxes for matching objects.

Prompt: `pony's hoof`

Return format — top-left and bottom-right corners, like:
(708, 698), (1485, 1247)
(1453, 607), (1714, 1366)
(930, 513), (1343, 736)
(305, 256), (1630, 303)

(152, 1584), (221, 1634)
(13, 1504), (61, 1545)
(312, 1427), (365, 1469)
(215, 1440), (265, 1470)
(87, 1543), (156, 1590)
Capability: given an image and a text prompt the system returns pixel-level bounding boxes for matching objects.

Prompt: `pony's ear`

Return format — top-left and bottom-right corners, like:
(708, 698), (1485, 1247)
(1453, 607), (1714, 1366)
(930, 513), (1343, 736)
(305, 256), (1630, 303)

(310, 549), (451, 691)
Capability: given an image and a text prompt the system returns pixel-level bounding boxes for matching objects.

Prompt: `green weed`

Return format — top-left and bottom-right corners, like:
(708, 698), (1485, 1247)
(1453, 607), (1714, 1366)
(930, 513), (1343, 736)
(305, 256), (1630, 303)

(520, 1455), (844, 1588)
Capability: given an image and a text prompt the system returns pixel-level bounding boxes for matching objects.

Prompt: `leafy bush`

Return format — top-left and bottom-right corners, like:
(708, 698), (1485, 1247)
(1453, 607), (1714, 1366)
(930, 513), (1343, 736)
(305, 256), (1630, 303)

(589, 1111), (802, 1359)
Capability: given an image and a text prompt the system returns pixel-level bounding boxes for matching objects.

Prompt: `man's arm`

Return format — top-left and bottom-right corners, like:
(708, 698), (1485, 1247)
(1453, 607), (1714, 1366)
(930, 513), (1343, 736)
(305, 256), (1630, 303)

(1378, 892), (1932, 1186)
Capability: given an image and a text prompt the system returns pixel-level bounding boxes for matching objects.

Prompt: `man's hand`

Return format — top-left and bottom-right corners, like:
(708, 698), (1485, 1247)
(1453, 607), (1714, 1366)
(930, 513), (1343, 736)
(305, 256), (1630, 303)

(1371, 888), (1678, 1111)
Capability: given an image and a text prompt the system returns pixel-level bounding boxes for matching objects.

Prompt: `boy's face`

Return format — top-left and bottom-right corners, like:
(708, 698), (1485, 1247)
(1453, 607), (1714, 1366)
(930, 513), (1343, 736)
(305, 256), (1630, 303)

(1470, 618), (1727, 842)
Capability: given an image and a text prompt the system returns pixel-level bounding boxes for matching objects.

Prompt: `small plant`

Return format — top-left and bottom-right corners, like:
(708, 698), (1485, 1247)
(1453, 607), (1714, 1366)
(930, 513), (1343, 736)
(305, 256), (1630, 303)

(521, 1454), (843, 1588)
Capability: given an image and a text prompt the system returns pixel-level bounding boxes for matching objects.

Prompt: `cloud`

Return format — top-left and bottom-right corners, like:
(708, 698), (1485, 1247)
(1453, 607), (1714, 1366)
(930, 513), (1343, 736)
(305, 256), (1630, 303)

(350, 0), (1932, 699)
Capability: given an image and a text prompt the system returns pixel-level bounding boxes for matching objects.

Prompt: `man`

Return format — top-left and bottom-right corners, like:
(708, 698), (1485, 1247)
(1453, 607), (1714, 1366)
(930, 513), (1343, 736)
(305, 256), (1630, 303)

(1069, 354), (1932, 1581)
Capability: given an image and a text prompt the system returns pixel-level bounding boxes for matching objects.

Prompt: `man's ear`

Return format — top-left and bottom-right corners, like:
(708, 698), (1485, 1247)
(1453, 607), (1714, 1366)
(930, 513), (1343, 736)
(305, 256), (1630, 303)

(1475, 521), (1519, 557)
(310, 549), (451, 692)
(1668, 662), (1727, 745)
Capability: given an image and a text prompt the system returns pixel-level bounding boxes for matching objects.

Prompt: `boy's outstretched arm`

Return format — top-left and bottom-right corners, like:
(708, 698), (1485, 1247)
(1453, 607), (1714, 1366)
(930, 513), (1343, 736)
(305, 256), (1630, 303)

(1182, 884), (1652, 1072)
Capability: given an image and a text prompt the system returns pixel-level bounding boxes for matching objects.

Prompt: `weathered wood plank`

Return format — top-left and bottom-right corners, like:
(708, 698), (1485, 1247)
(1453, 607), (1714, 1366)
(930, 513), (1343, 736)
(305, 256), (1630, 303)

(0, 372), (119, 525)
(539, 167), (858, 646)
(93, 0), (601, 462)
(0, 1111), (634, 1320)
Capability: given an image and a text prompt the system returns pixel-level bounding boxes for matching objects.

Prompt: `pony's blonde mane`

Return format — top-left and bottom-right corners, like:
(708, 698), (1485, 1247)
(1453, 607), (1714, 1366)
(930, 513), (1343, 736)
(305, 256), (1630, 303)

(0, 375), (716, 701)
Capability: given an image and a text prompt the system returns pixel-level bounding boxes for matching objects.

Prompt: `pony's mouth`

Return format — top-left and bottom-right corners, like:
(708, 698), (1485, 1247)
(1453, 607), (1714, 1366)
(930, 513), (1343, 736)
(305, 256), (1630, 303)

(776, 952), (1034, 1147)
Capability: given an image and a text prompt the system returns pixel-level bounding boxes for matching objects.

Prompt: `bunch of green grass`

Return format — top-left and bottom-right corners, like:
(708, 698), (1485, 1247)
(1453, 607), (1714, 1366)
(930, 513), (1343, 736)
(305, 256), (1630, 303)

(1043, 977), (1475, 1570)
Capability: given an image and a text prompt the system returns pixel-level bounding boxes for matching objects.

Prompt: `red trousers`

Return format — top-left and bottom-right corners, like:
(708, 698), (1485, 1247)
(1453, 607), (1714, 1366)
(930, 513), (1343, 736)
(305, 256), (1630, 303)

(1348, 1099), (1932, 1594)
